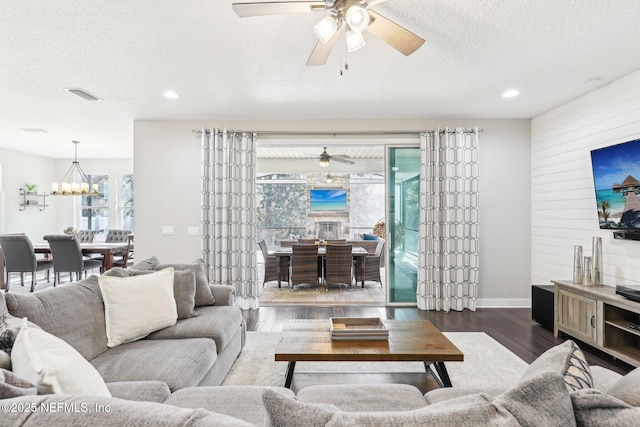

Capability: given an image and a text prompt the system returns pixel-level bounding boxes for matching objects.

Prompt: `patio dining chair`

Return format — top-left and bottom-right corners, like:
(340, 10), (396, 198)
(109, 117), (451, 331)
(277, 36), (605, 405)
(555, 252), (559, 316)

(0, 234), (52, 292)
(290, 244), (321, 291)
(259, 240), (288, 287)
(363, 238), (385, 287)
(43, 234), (103, 285)
(323, 244), (354, 291)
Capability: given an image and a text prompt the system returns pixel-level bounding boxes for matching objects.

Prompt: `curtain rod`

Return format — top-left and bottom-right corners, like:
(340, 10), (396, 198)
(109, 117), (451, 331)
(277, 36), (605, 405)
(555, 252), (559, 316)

(192, 128), (482, 138)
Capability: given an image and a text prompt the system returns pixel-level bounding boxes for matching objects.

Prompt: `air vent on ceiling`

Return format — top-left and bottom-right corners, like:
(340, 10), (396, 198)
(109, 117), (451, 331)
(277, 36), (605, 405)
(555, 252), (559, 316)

(64, 87), (102, 101)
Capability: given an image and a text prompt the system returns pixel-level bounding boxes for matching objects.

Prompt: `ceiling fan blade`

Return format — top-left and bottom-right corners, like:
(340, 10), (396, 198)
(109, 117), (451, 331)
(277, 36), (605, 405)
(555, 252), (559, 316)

(306, 22), (344, 66)
(331, 157), (355, 165)
(366, 0), (389, 7)
(232, 1), (326, 17)
(366, 10), (425, 56)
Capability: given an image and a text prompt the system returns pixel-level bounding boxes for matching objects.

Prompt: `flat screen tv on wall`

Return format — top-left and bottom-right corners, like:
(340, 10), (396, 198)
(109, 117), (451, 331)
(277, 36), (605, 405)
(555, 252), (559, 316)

(590, 138), (640, 230)
(310, 188), (347, 211)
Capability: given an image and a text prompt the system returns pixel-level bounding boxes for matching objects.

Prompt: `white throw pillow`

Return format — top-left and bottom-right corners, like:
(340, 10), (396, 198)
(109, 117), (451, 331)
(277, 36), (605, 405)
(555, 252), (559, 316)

(99, 267), (178, 347)
(11, 318), (111, 396)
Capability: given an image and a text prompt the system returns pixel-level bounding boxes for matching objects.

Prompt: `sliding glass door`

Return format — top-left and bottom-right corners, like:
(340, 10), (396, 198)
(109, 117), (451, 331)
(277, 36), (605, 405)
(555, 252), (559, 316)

(386, 146), (420, 305)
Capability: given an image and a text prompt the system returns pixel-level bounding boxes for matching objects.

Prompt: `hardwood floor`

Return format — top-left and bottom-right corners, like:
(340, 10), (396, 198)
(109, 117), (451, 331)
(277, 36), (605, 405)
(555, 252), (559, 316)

(243, 306), (634, 377)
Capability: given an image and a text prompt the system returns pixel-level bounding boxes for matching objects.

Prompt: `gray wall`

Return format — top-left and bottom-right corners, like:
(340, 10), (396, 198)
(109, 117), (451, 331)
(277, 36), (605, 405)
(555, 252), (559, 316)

(134, 118), (531, 307)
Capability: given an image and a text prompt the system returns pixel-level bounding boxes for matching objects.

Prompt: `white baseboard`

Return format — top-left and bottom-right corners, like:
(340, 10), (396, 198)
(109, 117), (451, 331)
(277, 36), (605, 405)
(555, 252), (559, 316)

(477, 298), (531, 308)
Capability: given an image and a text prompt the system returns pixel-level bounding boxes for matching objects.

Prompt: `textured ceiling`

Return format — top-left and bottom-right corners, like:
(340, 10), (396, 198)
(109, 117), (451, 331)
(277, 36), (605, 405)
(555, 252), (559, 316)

(2, 1), (640, 159)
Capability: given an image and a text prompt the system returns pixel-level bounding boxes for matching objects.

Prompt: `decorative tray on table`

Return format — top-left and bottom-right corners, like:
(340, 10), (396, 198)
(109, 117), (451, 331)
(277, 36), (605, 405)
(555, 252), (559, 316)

(329, 317), (389, 341)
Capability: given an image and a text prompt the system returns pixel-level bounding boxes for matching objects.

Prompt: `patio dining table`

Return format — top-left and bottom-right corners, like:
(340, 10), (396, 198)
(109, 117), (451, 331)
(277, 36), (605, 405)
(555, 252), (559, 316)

(270, 245), (368, 288)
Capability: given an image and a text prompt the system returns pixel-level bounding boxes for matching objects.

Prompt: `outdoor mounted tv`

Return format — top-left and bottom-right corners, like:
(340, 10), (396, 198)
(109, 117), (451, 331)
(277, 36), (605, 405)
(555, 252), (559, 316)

(590, 138), (640, 231)
(310, 188), (347, 211)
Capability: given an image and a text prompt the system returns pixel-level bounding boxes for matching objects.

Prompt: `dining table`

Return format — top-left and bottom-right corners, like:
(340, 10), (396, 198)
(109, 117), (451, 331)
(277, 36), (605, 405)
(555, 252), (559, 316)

(270, 245), (369, 288)
(32, 242), (132, 271)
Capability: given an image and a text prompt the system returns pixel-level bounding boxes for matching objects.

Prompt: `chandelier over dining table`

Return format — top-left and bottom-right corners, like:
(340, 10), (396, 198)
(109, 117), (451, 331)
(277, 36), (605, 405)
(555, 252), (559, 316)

(51, 140), (99, 196)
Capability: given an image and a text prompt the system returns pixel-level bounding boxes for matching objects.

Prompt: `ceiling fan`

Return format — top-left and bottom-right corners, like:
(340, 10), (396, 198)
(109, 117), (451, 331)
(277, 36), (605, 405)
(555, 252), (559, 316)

(307, 147), (355, 167)
(231, 0), (425, 66)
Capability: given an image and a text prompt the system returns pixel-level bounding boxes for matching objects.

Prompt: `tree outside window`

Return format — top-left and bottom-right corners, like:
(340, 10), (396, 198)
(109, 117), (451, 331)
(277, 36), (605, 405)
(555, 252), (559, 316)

(256, 174), (306, 245)
(81, 174), (108, 231)
(121, 174), (134, 231)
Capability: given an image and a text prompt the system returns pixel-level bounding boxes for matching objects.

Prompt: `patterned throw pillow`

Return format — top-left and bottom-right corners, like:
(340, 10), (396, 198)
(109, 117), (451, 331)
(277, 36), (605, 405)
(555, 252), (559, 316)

(521, 340), (594, 392)
(0, 315), (21, 355)
(563, 343), (594, 391)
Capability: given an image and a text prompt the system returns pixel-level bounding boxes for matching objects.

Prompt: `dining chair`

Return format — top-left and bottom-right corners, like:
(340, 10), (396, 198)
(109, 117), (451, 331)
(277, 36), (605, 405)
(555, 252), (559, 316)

(112, 235), (134, 268)
(290, 244), (321, 291)
(105, 229), (132, 243)
(75, 230), (98, 243)
(43, 234), (103, 285)
(363, 238), (385, 287)
(323, 244), (354, 291)
(0, 234), (53, 292)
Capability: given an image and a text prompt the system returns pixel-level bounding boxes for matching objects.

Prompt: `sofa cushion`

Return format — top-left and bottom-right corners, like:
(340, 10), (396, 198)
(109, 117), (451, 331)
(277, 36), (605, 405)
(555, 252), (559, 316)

(571, 388), (640, 427)
(156, 261), (215, 307)
(98, 268), (178, 347)
(103, 267), (198, 320)
(262, 370), (575, 427)
(2, 394), (253, 426)
(606, 365), (640, 406)
(590, 365), (623, 392)
(172, 270), (198, 320)
(129, 255), (161, 271)
(262, 388), (339, 427)
(0, 368), (37, 398)
(4, 276), (109, 361)
(147, 305), (243, 353)
(90, 338), (217, 392)
(12, 318), (111, 396)
(106, 381), (171, 403)
(424, 386), (508, 404)
(521, 339), (593, 391)
(297, 384), (428, 412)
(166, 386), (295, 426)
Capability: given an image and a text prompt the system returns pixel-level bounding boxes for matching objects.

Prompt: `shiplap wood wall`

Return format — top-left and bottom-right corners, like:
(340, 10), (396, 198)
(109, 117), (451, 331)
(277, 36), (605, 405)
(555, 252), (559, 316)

(531, 70), (640, 288)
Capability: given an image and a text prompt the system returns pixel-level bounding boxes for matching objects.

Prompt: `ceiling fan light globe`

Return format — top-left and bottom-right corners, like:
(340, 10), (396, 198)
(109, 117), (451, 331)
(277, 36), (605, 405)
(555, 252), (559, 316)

(314, 16), (338, 44)
(346, 31), (366, 52)
(345, 5), (369, 32)
(319, 158), (330, 168)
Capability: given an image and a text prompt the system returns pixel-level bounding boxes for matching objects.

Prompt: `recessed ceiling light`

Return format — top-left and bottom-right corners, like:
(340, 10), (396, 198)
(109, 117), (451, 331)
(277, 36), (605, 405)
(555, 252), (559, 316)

(163, 91), (179, 99)
(502, 89), (520, 98)
(64, 87), (102, 101)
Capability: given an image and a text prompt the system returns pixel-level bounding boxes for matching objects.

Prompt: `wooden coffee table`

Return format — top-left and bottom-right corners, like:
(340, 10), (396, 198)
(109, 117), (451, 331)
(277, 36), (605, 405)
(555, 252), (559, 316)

(275, 319), (463, 389)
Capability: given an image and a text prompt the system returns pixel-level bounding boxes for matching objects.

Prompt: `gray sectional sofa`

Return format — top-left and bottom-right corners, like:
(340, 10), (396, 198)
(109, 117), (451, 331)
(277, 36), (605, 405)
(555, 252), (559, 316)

(2, 261), (640, 426)
(1, 264), (245, 392)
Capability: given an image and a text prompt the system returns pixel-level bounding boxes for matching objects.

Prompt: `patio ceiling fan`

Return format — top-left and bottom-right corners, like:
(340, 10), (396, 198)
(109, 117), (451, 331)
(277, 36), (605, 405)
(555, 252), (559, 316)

(231, 0), (425, 66)
(307, 147), (355, 167)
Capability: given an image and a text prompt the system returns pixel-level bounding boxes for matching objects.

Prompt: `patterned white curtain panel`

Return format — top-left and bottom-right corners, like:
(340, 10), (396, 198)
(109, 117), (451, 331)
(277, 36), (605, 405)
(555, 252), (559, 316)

(417, 128), (480, 312)
(201, 128), (259, 309)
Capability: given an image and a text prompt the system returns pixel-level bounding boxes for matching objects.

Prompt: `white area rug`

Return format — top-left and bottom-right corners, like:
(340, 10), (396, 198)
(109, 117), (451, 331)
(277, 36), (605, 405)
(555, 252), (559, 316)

(223, 331), (528, 389)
